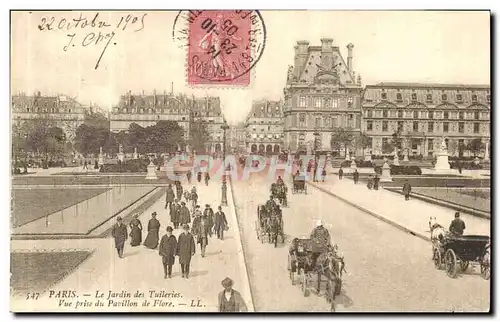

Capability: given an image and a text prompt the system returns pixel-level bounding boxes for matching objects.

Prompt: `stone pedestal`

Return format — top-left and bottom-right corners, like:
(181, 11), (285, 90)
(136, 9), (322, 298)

(379, 161), (393, 182)
(434, 151), (451, 170)
(117, 152), (125, 163)
(145, 161), (158, 180)
(345, 147), (350, 161)
(403, 150), (409, 162)
(98, 155), (104, 166)
(364, 150), (372, 162)
(350, 157), (357, 169)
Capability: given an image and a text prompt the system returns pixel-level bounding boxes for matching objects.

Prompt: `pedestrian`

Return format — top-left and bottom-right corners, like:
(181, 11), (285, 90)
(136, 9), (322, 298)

(94, 160), (99, 170)
(338, 167), (343, 180)
(205, 172), (210, 186)
(175, 181), (183, 201)
(204, 204), (215, 237)
(186, 170), (192, 184)
(402, 180), (412, 201)
(373, 174), (380, 190)
(214, 206), (228, 240)
(171, 199), (181, 229)
(321, 168), (327, 182)
(129, 214), (143, 247)
(197, 171), (202, 183)
(218, 277), (248, 312)
(190, 187), (198, 211)
(144, 212), (161, 249)
(449, 212), (466, 236)
(111, 216), (128, 259)
(193, 204), (202, 218)
(367, 175), (373, 190)
(159, 226), (177, 279)
(353, 169), (359, 184)
(83, 160), (88, 170)
(192, 211), (209, 257)
(165, 184), (175, 213)
(176, 224), (196, 279)
(179, 201), (191, 226)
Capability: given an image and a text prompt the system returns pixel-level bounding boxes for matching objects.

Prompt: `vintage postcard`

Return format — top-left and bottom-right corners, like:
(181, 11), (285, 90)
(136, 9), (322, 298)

(10, 10), (491, 312)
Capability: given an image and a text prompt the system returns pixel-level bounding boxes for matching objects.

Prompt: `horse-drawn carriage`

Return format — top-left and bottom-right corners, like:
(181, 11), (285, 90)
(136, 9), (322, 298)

(271, 183), (288, 206)
(255, 204), (285, 247)
(287, 238), (345, 311)
(433, 234), (490, 280)
(292, 174), (307, 194)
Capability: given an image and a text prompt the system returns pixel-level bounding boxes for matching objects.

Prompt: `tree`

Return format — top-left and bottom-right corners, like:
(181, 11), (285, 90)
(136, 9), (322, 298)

(447, 140), (459, 157)
(357, 132), (371, 156)
(330, 128), (355, 158)
(23, 116), (67, 160)
(467, 138), (484, 157)
(84, 110), (110, 129)
(189, 120), (210, 153)
(145, 120), (185, 154)
(74, 124), (110, 157)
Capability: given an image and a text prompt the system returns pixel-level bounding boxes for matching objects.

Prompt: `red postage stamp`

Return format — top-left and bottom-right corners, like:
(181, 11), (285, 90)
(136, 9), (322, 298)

(173, 10), (266, 87)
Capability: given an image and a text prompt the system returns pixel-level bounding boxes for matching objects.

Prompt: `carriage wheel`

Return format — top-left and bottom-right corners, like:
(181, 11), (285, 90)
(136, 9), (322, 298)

(433, 249), (442, 269)
(460, 261), (469, 272)
(481, 264), (491, 280)
(445, 249), (457, 278)
(301, 271), (308, 297)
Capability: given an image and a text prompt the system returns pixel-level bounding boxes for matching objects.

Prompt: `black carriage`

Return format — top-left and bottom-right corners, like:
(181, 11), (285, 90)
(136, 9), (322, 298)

(433, 234), (490, 279)
(255, 205), (285, 246)
(287, 239), (345, 311)
(292, 175), (307, 194)
(271, 183), (288, 207)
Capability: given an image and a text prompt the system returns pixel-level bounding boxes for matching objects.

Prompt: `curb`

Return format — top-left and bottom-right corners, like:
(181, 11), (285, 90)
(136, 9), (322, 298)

(308, 182), (431, 243)
(227, 177), (255, 312)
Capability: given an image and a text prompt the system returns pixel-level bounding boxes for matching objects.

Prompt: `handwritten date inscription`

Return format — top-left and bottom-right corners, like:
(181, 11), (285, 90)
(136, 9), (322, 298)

(37, 13), (147, 70)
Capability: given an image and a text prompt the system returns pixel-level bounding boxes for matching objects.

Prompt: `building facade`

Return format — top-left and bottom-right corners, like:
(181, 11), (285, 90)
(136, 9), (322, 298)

(362, 83), (491, 157)
(282, 39), (363, 155)
(11, 92), (86, 141)
(110, 91), (225, 153)
(228, 121), (246, 153)
(245, 100), (283, 154)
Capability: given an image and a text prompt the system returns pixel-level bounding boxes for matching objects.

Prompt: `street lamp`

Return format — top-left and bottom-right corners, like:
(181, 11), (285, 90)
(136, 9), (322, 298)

(313, 130), (320, 182)
(221, 120), (230, 206)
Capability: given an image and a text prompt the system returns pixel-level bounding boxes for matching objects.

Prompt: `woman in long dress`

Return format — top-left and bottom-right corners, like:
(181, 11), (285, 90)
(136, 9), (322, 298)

(129, 214), (143, 246)
(144, 212), (161, 249)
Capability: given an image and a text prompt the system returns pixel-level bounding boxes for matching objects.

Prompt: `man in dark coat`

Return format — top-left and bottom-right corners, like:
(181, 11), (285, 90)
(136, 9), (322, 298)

(165, 184), (175, 212)
(111, 216), (128, 259)
(214, 206), (228, 240)
(449, 212), (466, 236)
(373, 174), (380, 190)
(171, 199), (181, 229)
(310, 219), (331, 268)
(338, 167), (344, 180)
(192, 212), (210, 257)
(144, 212), (161, 249)
(176, 224), (196, 279)
(205, 172), (210, 186)
(203, 204), (215, 237)
(175, 181), (183, 201)
(190, 187), (198, 211)
(402, 180), (412, 201)
(179, 202), (191, 225)
(186, 170), (192, 184)
(218, 277), (248, 312)
(159, 226), (177, 278)
(353, 169), (359, 184)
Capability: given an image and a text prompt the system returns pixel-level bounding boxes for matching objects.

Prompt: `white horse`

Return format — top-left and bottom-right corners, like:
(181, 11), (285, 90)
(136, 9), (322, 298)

(429, 216), (446, 258)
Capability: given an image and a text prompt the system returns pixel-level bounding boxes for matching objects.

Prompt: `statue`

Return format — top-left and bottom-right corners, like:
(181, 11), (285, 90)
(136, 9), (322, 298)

(119, 144), (124, 154)
(440, 137), (447, 152)
(99, 147), (103, 155)
(287, 65), (294, 82)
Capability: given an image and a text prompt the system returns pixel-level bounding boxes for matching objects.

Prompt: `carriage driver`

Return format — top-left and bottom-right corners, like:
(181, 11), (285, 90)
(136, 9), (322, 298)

(310, 219), (332, 268)
(277, 176), (284, 185)
(266, 195), (277, 211)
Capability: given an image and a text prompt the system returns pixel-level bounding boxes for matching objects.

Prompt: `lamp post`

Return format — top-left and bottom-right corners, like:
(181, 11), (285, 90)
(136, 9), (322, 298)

(313, 130), (320, 182)
(221, 120), (230, 206)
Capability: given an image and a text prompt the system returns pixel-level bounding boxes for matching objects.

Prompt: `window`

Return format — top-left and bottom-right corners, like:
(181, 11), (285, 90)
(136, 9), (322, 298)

(367, 138), (373, 149)
(396, 93), (403, 101)
(382, 138), (389, 150)
(382, 121), (388, 132)
(324, 98), (331, 107)
(367, 121), (373, 131)
(443, 111), (449, 119)
(412, 141), (418, 150)
(299, 114), (306, 122)
(428, 139), (434, 151)
(315, 117), (321, 128)
(268, 125), (271, 131)
(428, 111), (434, 119)
(458, 112), (464, 120)
(413, 111), (419, 119)
(473, 123), (480, 133)
(325, 118), (330, 127)
(459, 122), (464, 133)
(68, 109), (72, 113)
(347, 97), (354, 107)
(456, 94), (462, 102)
(398, 110), (403, 118)
(383, 110), (388, 118)
(332, 99), (339, 108)
(441, 94), (447, 101)
(299, 96), (306, 107)
(426, 94), (433, 102)
(398, 121), (404, 130)
(411, 93), (417, 101)
(315, 97), (321, 108)
(381, 92), (387, 100)
(413, 121), (418, 131)
(474, 111), (479, 120)
(472, 94), (477, 102)
(27, 108), (30, 112)
(367, 110), (373, 118)
(140, 108), (144, 113)
(428, 122), (434, 132)
(443, 122), (449, 133)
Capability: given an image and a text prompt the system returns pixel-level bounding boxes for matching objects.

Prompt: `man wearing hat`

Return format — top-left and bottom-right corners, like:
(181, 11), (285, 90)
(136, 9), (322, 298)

(171, 199), (181, 229)
(111, 216), (128, 259)
(176, 224), (196, 278)
(193, 204), (202, 218)
(165, 184), (175, 213)
(175, 180), (184, 201)
(449, 212), (466, 236)
(214, 206), (228, 240)
(218, 277), (248, 312)
(203, 204), (215, 237)
(310, 219), (332, 268)
(159, 226), (177, 278)
(179, 201), (191, 226)
(192, 209), (209, 257)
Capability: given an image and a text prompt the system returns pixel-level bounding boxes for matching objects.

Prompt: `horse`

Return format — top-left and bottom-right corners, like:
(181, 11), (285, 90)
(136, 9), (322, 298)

(429, 216), (446, 258)
(267, 215), (282, 247)
(316, 245), (345, 312)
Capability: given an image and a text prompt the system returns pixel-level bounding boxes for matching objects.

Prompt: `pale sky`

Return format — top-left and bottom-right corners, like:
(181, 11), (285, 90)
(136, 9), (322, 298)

(11, 10), (490, 124)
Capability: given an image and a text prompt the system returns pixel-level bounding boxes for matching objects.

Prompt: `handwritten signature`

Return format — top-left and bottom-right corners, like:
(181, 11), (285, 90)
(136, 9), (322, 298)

(37, 12), (147, 70)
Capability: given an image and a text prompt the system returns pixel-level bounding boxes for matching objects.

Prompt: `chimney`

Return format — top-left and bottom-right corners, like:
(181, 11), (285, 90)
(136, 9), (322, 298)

(347, 43), (354, 74)
(295, 40), (310, 78)
(320, 38), (334, 52)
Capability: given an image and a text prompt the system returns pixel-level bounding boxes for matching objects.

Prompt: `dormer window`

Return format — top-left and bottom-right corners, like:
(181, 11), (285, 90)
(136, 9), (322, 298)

(347, 97), (354, 107)
(411, 93), (417, 101)
(472, 94), (478, 102)
(456, 94), (463, 102)
(396, 93), (403, 101)
(441, 94), (448, 101)
(381, 92), (387, 100)
(426, 94), (433, 102)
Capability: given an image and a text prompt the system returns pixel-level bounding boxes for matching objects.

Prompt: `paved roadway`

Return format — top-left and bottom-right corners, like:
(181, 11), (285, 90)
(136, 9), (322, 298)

(231, 170), (490, 312)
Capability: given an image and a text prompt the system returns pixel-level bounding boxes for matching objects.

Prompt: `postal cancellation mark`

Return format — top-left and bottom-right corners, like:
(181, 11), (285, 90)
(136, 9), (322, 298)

(173, 10), (266, 86)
